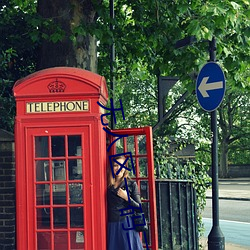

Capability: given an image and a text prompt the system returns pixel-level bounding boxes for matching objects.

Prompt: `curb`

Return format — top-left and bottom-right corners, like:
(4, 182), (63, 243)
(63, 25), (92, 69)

(218, 178), (250, 182)
(206, 196), (250, 201)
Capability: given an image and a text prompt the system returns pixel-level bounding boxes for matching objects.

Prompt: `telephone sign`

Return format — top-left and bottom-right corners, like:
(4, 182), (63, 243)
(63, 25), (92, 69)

(196, 62), (226, 112)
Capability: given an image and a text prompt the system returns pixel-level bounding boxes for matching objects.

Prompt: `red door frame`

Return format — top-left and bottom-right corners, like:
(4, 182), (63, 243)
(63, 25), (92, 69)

(108, 126), (158, 250)
(25, 126), (91, 249)
(16, 117), (107, 250)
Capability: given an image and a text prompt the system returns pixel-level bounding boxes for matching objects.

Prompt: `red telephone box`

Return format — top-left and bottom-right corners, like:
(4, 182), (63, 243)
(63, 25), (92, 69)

(13, 67), (158, 250)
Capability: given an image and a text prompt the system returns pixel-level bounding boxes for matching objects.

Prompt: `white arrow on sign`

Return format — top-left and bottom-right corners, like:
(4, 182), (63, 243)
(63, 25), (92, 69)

(198, 76), (223, 98)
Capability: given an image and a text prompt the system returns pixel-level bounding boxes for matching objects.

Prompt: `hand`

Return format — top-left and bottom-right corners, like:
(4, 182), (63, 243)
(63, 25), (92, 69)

(117, 188), (129, 201)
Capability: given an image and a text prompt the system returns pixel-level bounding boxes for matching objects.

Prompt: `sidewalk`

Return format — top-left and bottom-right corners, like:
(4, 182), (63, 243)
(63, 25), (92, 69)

(206, 178), (250, 201)
(200, 238), (250, 250)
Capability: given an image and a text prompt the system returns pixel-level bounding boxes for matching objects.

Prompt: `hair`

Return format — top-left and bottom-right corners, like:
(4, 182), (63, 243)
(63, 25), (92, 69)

(107, 155), (131, 187)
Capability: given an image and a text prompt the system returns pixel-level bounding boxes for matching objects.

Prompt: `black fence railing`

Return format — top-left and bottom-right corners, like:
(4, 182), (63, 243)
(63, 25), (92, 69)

(156, 179), (198, 250)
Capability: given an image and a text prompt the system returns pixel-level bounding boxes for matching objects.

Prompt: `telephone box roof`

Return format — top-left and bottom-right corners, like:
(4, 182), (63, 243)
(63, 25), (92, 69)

(13, 67), (108, 99)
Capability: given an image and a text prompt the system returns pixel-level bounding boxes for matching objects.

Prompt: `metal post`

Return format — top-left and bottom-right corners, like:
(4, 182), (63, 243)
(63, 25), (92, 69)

(208, 37), (225, 250)
(157, 76), (162, 123)
(209, 37), (216, 63)
(110, 0), (115, 129)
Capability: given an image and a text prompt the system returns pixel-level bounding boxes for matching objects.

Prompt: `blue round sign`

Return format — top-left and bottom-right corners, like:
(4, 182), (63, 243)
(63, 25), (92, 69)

(196, 62), (226, 112)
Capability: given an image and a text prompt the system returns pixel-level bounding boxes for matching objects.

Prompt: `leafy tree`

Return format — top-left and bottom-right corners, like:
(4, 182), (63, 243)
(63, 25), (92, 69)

(172, 87), (250, 178)
(98, 0), (250, 178)
(218, 89), (250, 177)
(100, 0), (249, 88)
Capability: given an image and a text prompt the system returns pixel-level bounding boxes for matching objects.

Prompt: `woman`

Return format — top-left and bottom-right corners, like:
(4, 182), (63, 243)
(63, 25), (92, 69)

(107, 155), (144, 250)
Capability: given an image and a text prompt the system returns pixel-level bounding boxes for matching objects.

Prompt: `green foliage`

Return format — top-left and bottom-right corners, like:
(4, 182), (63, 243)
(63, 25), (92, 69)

(112, 64), (158, 128)
(0, 1), (37, 78)
(96, 0), (249, 177)
(97, 0), (249, 92)
(0, 49), (17, 131)
(0, 0), (38, 131)
(0, 79), (15, 132)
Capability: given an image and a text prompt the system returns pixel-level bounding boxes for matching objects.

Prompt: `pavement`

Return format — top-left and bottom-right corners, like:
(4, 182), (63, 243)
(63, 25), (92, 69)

(201, 178), (250, 250)
(200, 238), (250, 250)
(206, 178), (250, 201)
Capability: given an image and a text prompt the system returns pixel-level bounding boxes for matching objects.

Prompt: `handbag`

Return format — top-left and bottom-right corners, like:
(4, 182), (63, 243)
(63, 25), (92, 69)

(126, 181), (148, 232)
(132, 211), (148, 232)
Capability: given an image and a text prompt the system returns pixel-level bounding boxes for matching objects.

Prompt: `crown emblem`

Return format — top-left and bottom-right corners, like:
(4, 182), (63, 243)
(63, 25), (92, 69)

(47, 79), (66, 93)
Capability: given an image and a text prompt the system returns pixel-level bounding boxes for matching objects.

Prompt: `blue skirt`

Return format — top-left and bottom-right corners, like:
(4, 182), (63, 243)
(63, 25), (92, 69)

(108, 217), (144, 250)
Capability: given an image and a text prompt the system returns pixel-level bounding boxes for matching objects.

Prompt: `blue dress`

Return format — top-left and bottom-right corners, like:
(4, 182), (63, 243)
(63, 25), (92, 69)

(108, 217), (144, 250)
(107, 180), (144, 250)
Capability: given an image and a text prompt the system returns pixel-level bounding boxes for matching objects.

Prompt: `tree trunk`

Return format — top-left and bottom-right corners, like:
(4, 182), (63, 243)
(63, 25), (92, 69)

(37, 0), (100, 72)
(219, 140), (229, 178)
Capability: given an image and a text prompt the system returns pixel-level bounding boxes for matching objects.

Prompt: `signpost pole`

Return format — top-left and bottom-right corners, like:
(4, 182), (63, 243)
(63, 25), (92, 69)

(208, 37), (225, 250)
